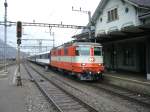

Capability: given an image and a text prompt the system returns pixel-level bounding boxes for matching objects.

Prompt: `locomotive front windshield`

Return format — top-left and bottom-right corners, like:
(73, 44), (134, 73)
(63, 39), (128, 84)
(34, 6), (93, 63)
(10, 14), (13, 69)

(76, 47), (90, 56)
(76, 46), (102, 56)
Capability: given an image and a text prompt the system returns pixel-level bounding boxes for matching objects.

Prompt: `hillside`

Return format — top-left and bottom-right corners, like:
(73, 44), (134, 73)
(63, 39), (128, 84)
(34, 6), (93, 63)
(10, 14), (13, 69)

(0, 39), (21, 59)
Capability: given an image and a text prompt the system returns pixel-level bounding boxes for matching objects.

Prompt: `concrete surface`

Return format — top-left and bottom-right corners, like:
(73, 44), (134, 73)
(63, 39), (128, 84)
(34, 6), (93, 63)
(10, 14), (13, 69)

(0, 65), (26, 112)
(103, 72), (150, 95)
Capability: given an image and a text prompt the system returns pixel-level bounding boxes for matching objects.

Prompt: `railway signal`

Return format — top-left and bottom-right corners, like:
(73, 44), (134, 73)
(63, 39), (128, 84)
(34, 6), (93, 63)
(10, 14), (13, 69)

(17, 21), (22, 44)
(15, 21), (22, 86)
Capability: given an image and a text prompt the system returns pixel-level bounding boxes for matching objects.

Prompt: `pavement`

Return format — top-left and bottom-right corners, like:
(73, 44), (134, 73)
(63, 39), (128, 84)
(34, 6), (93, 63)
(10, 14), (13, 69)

(0, 65), (27, 112)
(104, 71), (150, 84)
(103, 71), (150, 95)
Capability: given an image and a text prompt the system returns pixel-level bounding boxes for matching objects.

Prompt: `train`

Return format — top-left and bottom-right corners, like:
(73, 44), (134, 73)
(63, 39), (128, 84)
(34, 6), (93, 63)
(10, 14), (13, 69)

(28, 42), (104, 80)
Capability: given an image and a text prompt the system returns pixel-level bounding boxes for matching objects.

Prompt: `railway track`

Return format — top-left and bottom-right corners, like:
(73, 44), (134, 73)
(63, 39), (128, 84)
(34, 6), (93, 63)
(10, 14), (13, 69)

(88, 82), (150, 108)
(50, 70), (150, 109)
(27, 62), (150, 110)
(0, 61), (16, 70)
(30, 62), (150, 108)
(24, 62), (98, 112)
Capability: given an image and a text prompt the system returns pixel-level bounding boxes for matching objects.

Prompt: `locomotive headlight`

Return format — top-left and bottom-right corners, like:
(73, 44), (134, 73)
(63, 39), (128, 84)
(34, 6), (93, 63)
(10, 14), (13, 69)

(99, 63), (103, 66)
(98, 71), (100, 74)
(81, 63), (86, 66)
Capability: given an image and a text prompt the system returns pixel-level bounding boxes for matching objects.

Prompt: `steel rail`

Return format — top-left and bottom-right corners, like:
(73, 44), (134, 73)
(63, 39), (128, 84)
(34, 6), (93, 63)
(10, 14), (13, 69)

(23, 62), (63, 112)
(27, 61), (150, 109)
(88, 82), (150, 108)
(0, 61), (16, 70)
(24, 62), (98, 112)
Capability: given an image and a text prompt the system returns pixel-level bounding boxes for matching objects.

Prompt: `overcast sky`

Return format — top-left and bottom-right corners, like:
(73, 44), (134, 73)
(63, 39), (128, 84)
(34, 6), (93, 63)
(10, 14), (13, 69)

(0, 0), (100, 53)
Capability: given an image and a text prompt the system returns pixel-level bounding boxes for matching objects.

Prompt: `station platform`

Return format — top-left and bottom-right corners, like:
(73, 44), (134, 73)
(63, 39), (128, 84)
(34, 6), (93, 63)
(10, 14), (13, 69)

(0, 66), (27, 112)
(103, 71), (150, 95)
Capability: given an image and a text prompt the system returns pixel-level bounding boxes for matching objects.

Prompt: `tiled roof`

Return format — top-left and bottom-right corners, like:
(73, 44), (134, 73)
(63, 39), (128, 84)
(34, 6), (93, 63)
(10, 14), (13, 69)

(129, 0), (150, 7)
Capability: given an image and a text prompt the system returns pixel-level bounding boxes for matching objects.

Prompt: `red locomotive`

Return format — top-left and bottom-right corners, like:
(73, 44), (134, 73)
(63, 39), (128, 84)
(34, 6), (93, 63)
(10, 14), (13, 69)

(28, 42), (104, 80)
(50, 42), (104, 80)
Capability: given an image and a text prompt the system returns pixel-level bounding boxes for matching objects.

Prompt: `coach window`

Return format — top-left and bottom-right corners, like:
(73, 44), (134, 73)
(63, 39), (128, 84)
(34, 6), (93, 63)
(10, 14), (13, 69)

(58, 50), (61, 56)
(54, 51), (56, 56)
(94, 47), (102, 56)
(45, 53), (48, 58)
(48, 53), (50, 59)
(64, 47), (68, 55)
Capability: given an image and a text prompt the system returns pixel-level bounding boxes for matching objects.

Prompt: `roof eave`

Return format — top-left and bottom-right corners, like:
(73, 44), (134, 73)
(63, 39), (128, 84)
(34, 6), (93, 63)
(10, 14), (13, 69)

(125, 0), (150, 9)
(92, 0), (150, 22)
(138, 5), (150, 10)
(92, 0), (106, 23)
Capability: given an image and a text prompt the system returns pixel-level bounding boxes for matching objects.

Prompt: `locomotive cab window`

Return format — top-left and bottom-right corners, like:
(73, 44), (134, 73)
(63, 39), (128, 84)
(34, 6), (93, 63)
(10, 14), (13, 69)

(76, 47), (79, 56)
(76, 46), (90, 56)
(94, 47), (102, 56)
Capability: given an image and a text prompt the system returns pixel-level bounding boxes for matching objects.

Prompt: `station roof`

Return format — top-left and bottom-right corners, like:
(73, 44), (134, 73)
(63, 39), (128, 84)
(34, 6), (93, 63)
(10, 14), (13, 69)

(73, 0), (150, 43)
(73, 22), (150, 43)
(129, 0), (150, 8)
(95, 22), (150, 43)
(92, 0), (150, 23)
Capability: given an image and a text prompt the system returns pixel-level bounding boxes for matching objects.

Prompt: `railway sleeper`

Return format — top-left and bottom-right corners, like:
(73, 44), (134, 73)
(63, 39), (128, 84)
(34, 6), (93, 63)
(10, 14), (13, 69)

(54, 100), (74, 104)
(59, 105), (85, 110)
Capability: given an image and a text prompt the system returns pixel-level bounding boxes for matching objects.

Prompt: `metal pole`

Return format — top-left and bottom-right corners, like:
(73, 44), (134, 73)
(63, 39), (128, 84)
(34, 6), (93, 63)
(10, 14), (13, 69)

(49, 26), (55, 48)
(88, 11), (92, 40)
(16, 21), (22, 86)
(72, 7), (92, 41)
(17, 44), (20, 75)
(38, 40), (42, 53)
(16, 43), (22, 86)
(4, 0), (8, 72)
(52, 32), (55, 48)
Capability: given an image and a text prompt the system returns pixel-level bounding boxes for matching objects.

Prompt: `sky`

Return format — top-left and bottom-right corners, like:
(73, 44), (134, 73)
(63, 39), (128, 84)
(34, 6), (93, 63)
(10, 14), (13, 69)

(0, 0), (100, 54)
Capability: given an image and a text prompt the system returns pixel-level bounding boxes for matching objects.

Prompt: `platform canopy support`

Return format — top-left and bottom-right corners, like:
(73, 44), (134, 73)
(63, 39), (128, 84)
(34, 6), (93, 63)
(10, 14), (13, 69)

(146, 37), (150, 80)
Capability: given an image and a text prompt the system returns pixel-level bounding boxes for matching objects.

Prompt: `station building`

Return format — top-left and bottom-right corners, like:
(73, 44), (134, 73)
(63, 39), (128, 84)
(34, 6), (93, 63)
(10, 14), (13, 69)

(74, 0), (150, 80)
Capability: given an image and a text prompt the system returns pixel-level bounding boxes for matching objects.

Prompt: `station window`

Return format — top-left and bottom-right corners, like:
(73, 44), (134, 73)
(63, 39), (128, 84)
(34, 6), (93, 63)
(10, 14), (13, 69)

(100, 17), (102, 22)
(125, 7), (129, 13)
(108, 8), (118, 22)
(123, 49), (134, 66)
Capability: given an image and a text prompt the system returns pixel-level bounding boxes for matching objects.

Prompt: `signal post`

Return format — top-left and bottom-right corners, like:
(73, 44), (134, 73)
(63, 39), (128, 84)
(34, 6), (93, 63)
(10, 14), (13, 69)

(16, 21), (22, 86)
